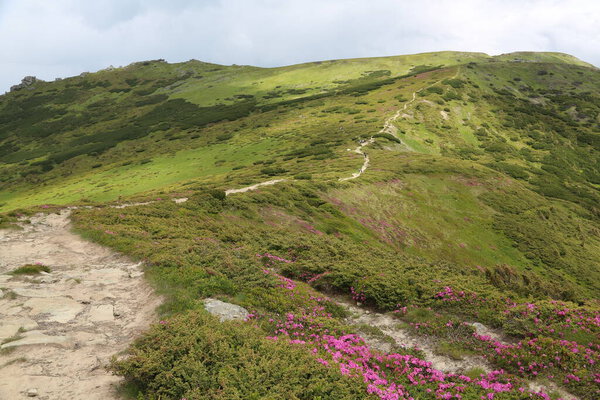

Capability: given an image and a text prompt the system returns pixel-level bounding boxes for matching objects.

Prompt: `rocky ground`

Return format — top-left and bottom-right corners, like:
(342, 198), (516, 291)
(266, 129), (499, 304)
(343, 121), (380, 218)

(0, 210), (160, 400)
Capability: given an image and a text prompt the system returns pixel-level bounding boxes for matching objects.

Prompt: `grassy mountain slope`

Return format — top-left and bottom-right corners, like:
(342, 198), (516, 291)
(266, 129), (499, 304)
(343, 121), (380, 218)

(2, 51), (596, 210)
(1, 51), (599, 399)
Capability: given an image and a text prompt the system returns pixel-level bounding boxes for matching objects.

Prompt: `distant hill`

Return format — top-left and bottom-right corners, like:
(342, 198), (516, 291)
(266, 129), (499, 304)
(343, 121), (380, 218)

(0, 51), (596, 208)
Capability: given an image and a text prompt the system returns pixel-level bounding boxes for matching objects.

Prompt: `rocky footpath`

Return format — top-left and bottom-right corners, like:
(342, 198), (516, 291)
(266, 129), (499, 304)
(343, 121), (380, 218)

(0, 210), (160, 399)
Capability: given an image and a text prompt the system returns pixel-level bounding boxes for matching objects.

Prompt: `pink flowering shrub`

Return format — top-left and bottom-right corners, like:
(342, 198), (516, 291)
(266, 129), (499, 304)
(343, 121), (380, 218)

(257, 274), (564, 400)
(257, 252), (294, 264)
(474, 334), (598, 399)
(350, 286), (367, 302)
(501, 300), (599, 343)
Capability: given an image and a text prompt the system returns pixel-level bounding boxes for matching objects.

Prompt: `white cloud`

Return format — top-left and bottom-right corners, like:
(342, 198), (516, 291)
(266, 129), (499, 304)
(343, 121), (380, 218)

(0, 0), (598, 92)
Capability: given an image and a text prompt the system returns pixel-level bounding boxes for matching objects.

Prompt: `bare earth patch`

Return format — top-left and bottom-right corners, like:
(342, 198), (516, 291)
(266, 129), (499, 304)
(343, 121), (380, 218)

(0, 210), (161, 400)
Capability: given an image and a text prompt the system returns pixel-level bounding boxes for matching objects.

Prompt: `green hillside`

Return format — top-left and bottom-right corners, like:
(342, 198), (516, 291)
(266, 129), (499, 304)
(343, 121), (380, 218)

(1, 51), (599, 400)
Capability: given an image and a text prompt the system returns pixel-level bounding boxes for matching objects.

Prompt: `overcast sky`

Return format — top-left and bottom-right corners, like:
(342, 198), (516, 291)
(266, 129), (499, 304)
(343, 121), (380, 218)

(1, 0), (599, 92)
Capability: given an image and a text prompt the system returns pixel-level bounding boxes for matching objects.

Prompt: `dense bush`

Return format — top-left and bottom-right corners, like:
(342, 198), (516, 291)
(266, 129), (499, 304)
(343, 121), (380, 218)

(425, 86), (444, 95)
(442, 79), (465, 88)
(260, 166), (288, 176)
(112, 310), (372, 400)
(373, 133), (402, 143)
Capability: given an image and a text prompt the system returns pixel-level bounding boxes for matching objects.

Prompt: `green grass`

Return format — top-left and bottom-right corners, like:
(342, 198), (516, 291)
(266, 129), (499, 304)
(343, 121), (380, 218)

(436, 340), (478, 360)
(2, 52), (598, 298)
(464, 367), (486, 380)
(10, 264), (51, 275)
(0, 139), (278, 210)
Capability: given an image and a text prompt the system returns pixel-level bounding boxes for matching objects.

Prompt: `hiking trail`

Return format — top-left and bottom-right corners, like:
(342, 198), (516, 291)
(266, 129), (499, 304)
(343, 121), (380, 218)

(339, 70), (457, 181)
(0, 210), (161, 400)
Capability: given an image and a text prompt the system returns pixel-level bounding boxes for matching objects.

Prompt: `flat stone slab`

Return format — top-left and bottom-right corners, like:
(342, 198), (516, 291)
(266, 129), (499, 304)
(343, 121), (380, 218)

(88, 304), (114, 322)
(12, 288), (62, 298)
(85, 268), (129, 284)
(24, 297), (84, 323)
(204, 298), (249, 322)
(1, 330), (72, 349)
(0, 302), (23, 316)
(0, 317), (38, 341)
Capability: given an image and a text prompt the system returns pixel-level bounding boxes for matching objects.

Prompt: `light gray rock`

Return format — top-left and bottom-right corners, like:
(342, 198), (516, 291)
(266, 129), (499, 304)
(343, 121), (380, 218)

(88, 304), (114, 322)
(13, 288), (61, 298)
(471, 322), (486, 333)
(203, 298), (249, 322)
(1, 330), (72, 349)
(24, 297), (84, 323)
(9, 76), (39, 92)
(0, 316), (38, 341)
(468, 322), (506, 343)
(26, 388), (38, 397)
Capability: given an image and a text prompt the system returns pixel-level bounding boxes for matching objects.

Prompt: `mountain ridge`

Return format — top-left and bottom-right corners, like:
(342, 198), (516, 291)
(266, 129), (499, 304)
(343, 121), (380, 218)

(4, 50), (595, 97)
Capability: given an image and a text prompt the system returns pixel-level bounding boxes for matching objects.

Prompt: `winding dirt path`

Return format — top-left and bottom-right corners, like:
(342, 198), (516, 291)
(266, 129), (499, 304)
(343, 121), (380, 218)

(339, 139), (374, 182)
(225, 179), (286, 195)
(339, 70), (458, 182)
(379, 91), (419, 140)
(0, 179), (293, 399)
(381, 68), (460, 141)
(0, 211), (161, 400)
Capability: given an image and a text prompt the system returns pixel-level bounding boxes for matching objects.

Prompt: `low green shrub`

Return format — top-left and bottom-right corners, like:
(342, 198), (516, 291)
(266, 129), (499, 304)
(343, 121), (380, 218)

(112, 310), (373, 400)
(11, 264), (51, 275)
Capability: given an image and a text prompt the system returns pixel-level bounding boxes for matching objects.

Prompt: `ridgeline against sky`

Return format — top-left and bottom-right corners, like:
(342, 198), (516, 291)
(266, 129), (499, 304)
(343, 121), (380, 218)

(1, 0), (599, 92)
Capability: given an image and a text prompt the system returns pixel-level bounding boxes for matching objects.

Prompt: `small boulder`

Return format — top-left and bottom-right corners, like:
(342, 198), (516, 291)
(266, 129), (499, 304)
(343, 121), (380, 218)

(203, 298), (249, 322)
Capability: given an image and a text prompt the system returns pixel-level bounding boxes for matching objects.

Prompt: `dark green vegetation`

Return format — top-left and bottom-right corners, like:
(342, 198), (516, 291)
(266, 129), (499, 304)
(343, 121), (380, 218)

(1, 51), (598, 399)
(112, 311), (371, 399)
